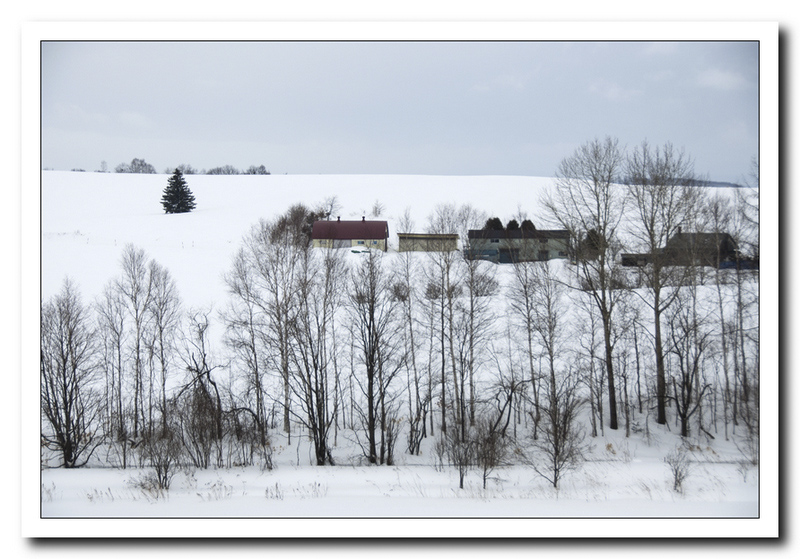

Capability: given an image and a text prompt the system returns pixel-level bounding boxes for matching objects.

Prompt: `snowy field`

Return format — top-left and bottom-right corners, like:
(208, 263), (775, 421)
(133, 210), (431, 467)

(41, 428), (757, 520)
(32, 170), (769, 537)
(40, 171), (559, 307)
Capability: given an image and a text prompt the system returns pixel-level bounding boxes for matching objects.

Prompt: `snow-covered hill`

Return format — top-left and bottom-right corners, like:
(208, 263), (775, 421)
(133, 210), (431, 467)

(36, 171), (763, 532)
(42, 171), (556, 307)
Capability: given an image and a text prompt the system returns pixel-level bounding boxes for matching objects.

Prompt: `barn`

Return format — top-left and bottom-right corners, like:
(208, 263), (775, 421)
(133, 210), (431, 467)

(621, 228), (739, 268)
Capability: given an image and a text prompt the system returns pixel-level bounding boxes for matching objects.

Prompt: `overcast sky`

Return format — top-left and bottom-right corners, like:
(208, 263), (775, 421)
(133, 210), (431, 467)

(41, 40), (759, 183)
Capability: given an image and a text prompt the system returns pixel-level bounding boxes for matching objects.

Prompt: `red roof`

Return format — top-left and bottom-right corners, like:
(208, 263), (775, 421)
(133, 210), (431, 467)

(312, 219), (389, 240)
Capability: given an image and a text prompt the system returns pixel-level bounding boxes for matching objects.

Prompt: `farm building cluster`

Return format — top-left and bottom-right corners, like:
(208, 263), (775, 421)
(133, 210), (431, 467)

(310, 217), (570, 264)
(309, 218), (751, 269)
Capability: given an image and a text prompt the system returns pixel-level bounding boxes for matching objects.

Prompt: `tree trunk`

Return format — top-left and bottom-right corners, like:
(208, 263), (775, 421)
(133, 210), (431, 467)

(603, 314), (619, 430)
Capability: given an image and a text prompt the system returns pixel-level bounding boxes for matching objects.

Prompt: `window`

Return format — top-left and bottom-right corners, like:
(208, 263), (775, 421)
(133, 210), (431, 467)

(373, 240), (378, 245)
(357, 240), (365, 245)
(490, 239), (500, 244)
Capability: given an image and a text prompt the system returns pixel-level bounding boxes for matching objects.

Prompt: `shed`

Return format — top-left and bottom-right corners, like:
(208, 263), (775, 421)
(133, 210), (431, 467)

(397, 233), (459, 252)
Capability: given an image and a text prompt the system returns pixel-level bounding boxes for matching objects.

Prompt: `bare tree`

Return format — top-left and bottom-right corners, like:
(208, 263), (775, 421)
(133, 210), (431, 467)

(175, 310), (224, 469)
(115, 245), (155, 441)
(221, 225), (291, 456)
(349, 249), (404, 464)
(702, 193), (735, 439)
(625, 140), (701, 426)
(508, 259), (545, 438)
(425, 203), (463, 435)
(474, 404), (514, 490)
(731, 164), (759, 454)
(457, 204), (493, 428)
(320, 195), (342, 221)
(391, 218), (431, 455)
(422, 274), (443, 439)
(572, 295), (611, 438)
(486, 327), (526, 441)
(371, 199), (385, 218)
(287, 248), (346, 465)
(611, 296), (642, 438)
(520, 262), (585, 489)
(186, 310), (223, 464)
(41, 278), (102, 468)
(115, 158), (156, 174)
(95, 282), (130, 466)
(96, 245), (176, 465)
(543, 136), (627, 430)
(227, 218), (304, 438)
(666, 288), (713, 438)
(523, 364), (585, 489)
(145, 260), (181, 437)
(442, 418), (475, 489)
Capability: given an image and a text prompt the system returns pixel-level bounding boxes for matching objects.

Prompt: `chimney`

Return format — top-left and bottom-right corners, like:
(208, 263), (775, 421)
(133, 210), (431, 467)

(362, 216), (365, 222)
(337, 216), (340, 222)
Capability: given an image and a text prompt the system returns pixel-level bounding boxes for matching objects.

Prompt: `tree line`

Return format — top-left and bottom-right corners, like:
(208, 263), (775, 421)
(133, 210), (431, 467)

(41, 138), (759, 491)
(87, 158), (272, 175)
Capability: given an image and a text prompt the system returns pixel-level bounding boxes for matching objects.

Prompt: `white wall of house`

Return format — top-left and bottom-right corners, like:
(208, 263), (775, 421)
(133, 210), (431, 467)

(313, 238), (387, 251)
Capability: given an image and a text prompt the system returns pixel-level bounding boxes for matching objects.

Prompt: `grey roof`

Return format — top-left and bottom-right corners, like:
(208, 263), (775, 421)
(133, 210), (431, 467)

(468, 229), (569, 240)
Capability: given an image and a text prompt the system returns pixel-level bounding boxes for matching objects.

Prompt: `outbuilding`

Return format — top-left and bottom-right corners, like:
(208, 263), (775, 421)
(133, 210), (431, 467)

(397, 233), (459, 253)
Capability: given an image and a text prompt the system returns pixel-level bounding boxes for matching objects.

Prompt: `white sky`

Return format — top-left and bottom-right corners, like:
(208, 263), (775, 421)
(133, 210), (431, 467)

(42, 39), (758, 182)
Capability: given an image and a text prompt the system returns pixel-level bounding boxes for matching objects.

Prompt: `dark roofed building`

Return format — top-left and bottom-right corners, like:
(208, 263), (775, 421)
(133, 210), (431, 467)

(312, 217), (389, 251)
(663, 229), (739, 267)
(466, 228), (570, 264)
(621, 228), (739, 268)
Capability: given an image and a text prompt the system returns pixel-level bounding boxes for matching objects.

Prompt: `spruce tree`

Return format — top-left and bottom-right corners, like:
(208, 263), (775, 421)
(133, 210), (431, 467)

(483, 217), (504, 231)
(161, 169), (196, 214)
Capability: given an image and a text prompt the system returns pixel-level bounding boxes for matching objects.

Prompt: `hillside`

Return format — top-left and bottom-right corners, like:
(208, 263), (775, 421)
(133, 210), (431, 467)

(42, 171), (557, 307)
(37, 171), (760, 529)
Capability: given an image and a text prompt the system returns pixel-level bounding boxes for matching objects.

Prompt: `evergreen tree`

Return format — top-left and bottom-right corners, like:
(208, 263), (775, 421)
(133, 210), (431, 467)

(161, 169), (196, 214)
(484, 217), (504, 231)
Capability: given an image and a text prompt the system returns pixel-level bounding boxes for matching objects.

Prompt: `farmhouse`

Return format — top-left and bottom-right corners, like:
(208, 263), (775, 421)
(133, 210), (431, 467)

(466, 228), (570, 264)
(312, 217), (389, 251)
(397, 233), (459, 252)
(621, 228), (739, 268)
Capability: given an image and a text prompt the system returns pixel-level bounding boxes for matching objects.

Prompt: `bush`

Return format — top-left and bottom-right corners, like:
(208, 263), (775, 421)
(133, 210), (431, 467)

(665, 445), (692, 493)
(142, 430), (183, 491)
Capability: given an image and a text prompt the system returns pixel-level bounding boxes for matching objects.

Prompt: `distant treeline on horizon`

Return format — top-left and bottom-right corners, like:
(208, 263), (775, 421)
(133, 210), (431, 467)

(57, 158), (271, 176)
(50, 159), (747, 188)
